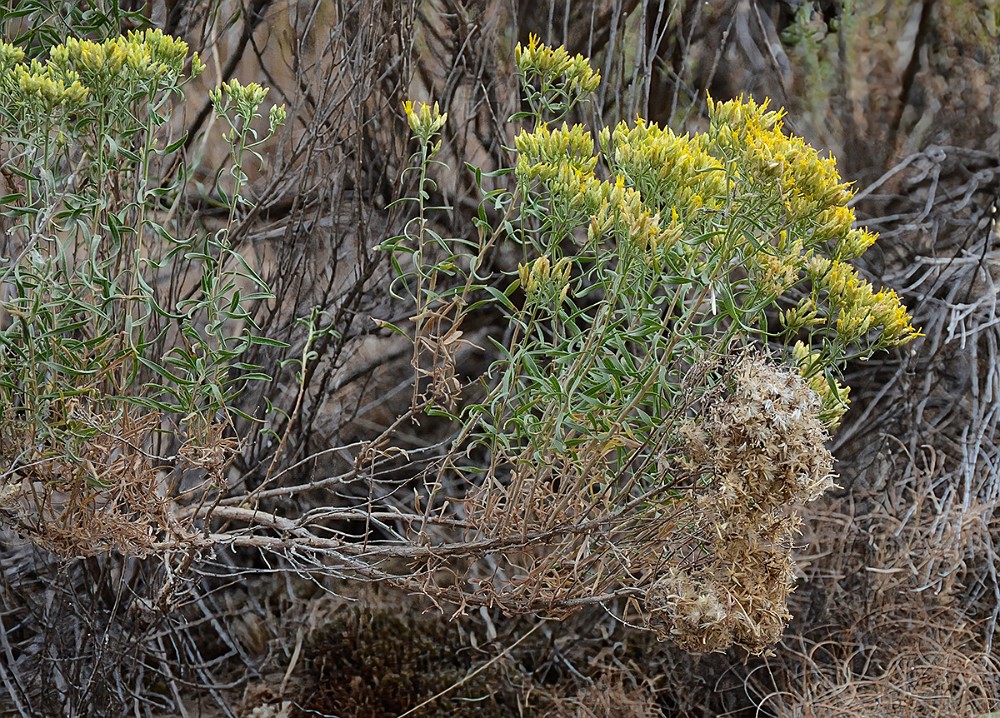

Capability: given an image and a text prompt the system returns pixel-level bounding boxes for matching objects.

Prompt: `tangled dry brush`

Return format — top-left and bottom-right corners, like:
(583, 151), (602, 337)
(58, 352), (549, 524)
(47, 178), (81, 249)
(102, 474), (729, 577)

(1, 2), (999, 718)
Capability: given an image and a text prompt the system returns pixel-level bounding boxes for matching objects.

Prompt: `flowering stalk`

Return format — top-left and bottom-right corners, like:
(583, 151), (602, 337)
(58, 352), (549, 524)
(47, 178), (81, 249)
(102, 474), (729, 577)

(388, 100), (461, 411)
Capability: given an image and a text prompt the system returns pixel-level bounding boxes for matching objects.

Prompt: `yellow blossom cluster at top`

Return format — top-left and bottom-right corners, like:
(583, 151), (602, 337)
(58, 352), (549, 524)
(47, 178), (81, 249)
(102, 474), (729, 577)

(706, 95), (880, 258)
(515, 122), (597, 176)
(806, 256), (918, 346)
(506, 40), (920, 428)
(515, 33), (601, 97)
(0, 30), (203, 117)
(584, 176), (684, 261)
(514, 124), (682, 264)
(403, 100), (447, 146)
(598, 119), (727, 221)
(211, 77), (284, 125)
(703, 96), (918, 352)
(0, 41), (25, 72)
(2, 57), (88, 111)
(595, 94), (878, 258)
(49, 29), (203, 86)
(514, 82), (917, 350)
(518, 254), (572, 303)
(752, 229), (806, 296)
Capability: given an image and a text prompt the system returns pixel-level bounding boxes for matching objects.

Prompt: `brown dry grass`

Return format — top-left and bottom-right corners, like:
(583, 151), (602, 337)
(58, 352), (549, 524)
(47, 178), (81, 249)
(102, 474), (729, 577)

(1, 407), (167, 556)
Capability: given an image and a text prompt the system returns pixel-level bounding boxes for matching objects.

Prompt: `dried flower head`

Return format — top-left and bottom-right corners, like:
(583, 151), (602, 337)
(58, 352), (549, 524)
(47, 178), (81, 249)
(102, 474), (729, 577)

(647, 354), (836, 654)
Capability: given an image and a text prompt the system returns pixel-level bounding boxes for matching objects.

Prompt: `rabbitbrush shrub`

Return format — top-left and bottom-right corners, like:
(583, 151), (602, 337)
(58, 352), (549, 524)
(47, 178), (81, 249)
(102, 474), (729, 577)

(387, 37), (919, 654)
(0, 31), (285, 555)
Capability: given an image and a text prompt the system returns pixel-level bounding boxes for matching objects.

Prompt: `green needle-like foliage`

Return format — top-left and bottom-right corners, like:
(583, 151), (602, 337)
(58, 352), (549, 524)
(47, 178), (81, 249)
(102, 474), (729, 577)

(0, 32), (285, 555)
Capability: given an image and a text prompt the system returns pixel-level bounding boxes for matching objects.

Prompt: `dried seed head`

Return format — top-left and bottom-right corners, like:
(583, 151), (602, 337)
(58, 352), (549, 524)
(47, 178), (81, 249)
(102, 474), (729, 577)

(643, 354), (836, 654)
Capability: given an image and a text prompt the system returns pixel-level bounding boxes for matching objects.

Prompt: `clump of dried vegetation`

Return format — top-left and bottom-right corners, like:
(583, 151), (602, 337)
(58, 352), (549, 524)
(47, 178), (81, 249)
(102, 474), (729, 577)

(297, 605), (511, 717)
(1, 2), (998, 717)
(658, 354), (835, 653)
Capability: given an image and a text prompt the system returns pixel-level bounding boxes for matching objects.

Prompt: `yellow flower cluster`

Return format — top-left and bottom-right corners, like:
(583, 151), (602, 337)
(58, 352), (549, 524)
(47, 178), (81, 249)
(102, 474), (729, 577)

(50, 30), (203, 85)
(518, 255), (572, 303)
(808, 257), (920, 347)
(835, 226), (879, 261)
(1, 31), (203, 116)
(5, 60), (88, 110)
(792, 340), (851, 428)
(590, 96), (889, 311)
(211, 78), (269, 121)
(515, 122), (597, 176)
(515, 34), (601, 95)
(210, 78), (286, 142)
(403, 100), (447, 145)
(0, 41), (24, 72)
(598, 118), (726, 219)
(708, 95), (852, 227)
(752, 236), (804, 296)
(508, 41), (920, 399)
(513, 122), (681, 261)
(707, 94), (785, 140)
(585, 176), (683, 258)
(780, 297), (824, 333)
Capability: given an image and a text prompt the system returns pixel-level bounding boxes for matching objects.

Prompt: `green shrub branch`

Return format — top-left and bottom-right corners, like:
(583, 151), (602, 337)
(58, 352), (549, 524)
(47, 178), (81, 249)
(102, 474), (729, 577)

(387, 37), (919, 653)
